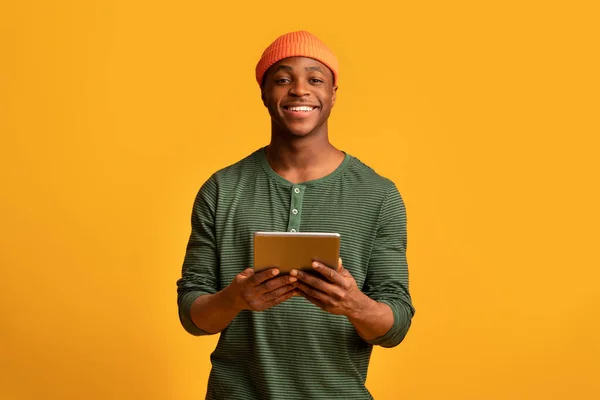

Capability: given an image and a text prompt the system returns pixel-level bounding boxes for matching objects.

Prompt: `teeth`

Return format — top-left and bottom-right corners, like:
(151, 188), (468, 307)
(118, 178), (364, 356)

(288, 106), (314, 112)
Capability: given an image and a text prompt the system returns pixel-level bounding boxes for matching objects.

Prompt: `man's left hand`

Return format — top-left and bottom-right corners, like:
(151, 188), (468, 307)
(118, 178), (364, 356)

(290, 258), (367, 317)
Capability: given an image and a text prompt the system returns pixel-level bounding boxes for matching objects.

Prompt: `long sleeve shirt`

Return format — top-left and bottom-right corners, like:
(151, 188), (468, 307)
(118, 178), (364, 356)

(177, 147), (415, 400)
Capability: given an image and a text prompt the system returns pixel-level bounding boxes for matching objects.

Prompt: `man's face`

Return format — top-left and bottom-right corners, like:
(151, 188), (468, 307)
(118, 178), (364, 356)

(261, 57), (337, 138)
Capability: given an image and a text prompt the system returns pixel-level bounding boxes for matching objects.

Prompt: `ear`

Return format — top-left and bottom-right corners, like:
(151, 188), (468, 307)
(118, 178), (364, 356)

(331, 85), (338, 106)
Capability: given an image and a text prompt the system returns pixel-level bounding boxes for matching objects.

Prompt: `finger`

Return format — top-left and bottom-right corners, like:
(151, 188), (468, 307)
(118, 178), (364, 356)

(338, 266), (352, 278)
(292, 269), (337, 294)
(338, 257), (343, 272)
(238, 268), (254, 278)
(250, 268), (280, 286)
(298, 291), (328, 310)
(295, 281), (336, 303)
(260, 288), (298, 310)
(260, 283), (297, 302)
(260, 275), (298, 294)
(311, 261), (345, 285)
(234, 268), (255, 285)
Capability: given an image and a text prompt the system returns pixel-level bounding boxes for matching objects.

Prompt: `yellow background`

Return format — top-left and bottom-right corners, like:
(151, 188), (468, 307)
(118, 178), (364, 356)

(1, 1), (599, 399)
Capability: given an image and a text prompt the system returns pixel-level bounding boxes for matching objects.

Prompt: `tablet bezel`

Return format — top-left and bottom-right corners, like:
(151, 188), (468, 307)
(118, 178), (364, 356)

(253, 231), (340, 274)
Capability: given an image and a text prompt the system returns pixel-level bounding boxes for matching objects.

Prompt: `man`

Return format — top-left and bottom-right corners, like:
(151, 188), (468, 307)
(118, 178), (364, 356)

(177, 30), (415, 400)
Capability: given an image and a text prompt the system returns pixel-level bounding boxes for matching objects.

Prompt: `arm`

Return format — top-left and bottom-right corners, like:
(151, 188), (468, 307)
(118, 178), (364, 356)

(188, 268), (299, 334)
(293, 260), (395, 342)
(177, 177), (298, 335)
(344, 287), (395, 342)
(293, 184), (415, 347)
(176, 176), (221, 336)
(187, 286), (241, 335)
(361, 184), (415, 347)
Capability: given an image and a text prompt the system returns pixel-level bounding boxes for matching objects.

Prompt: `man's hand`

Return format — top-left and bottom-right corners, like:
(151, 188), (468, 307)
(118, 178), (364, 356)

(227, 268), (298, 312)
(290, 259), (367, 318)
(291, 258), (395, 341)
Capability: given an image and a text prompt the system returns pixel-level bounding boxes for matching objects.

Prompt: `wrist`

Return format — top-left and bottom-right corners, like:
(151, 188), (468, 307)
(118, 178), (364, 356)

(346, 291), (374, 322)
(221, 284), (244, 313)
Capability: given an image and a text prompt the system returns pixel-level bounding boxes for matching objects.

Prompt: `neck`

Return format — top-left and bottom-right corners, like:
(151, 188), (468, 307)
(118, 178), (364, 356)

(266, 130), (345, 184)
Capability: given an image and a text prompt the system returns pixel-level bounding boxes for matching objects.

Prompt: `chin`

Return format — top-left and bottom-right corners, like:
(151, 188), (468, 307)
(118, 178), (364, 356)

(272, 116), (324, 138)
(289, 129), (318, 138)
(283, 123), (318, 138)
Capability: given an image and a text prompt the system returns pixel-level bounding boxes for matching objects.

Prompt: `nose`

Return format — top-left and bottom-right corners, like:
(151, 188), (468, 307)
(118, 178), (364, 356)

(288, 80), (310, 97)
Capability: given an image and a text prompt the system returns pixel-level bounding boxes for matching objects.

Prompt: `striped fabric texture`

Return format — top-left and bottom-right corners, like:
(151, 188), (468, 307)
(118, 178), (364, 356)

(255, 30), (339, 87)
(177, 148), (414, 400)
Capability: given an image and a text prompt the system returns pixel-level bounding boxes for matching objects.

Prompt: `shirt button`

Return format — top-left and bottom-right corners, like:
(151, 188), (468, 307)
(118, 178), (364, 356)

(294, 188), (300, 194)
(290, 229), (297, 232)
(292, 209), (298, 215)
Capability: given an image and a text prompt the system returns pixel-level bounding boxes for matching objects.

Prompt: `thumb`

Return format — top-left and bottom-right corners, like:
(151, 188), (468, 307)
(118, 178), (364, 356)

(338, 258), (352, 278)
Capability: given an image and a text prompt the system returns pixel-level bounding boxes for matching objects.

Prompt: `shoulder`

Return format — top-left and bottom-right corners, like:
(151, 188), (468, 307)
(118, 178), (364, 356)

(343, 154), (398, 194)
(342, 155), (406, 218)
(196, 148), (264, 201)
(342, 157), (408, 235)
(212, 148), (264, 182)
(199, 148), (264, 190)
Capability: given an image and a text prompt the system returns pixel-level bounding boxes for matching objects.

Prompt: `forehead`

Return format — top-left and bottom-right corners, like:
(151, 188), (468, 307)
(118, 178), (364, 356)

(268, 56), (333, 78)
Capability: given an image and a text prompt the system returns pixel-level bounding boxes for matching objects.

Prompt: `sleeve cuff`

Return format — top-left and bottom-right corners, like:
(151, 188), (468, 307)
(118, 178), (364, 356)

(365, 299), (414, 348)
(178, 291), (213, 336)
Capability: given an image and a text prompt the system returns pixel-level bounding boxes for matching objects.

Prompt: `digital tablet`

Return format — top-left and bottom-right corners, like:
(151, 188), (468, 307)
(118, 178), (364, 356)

(253, 232), (340, 274)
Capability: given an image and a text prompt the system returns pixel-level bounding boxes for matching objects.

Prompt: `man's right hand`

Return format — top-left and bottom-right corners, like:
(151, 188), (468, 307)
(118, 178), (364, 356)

(226, 268), (298, 312)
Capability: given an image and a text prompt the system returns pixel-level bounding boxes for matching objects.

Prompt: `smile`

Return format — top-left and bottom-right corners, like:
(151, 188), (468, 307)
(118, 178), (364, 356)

(283, 106), (318, 112)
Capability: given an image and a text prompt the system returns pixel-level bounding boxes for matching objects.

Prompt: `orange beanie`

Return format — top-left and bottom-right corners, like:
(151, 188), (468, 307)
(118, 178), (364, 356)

(255, 31), (339, 87)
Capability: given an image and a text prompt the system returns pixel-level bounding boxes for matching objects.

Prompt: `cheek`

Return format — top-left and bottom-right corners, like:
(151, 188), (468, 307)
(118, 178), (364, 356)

(264, 92), (283, 109)
(269, 98), (281, 110)
(266, 101), (282, 118)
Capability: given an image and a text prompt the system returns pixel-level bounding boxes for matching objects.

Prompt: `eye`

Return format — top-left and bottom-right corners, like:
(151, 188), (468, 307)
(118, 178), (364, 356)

(275, 77), (291, 84)
(309, 78), (324, 84)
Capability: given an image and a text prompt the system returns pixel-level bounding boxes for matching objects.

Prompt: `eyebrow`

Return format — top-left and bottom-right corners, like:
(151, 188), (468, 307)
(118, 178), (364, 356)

(306, 66), (324, 73)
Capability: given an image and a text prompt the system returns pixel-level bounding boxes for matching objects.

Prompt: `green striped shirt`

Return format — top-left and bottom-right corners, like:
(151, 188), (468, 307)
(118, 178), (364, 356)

(177, 148), (414, 400)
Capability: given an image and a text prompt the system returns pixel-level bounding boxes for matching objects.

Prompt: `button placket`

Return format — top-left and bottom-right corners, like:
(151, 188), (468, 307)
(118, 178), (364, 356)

(287, 185), (305, 232)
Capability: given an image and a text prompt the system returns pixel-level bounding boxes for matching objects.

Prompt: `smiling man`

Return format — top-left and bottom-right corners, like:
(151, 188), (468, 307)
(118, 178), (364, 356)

(177, 31), (415, 400)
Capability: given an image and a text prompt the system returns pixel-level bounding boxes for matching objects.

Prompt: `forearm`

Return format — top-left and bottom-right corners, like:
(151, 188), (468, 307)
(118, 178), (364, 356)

(346, 293), (394, 342)
(189, 286), (241, 334)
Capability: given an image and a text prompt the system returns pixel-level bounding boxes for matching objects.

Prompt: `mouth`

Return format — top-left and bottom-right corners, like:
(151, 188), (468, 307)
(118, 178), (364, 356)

(282, 105), (319, 113)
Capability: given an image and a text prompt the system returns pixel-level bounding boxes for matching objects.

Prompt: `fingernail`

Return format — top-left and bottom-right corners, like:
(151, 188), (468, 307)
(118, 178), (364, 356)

(312, 262), (320, 268)
(289, 277), (297, 283)
(272, 269), (278, 276)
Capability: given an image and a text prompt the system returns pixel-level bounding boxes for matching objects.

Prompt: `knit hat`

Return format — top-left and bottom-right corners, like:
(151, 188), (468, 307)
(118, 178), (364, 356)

(255, 31), (339, 87)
